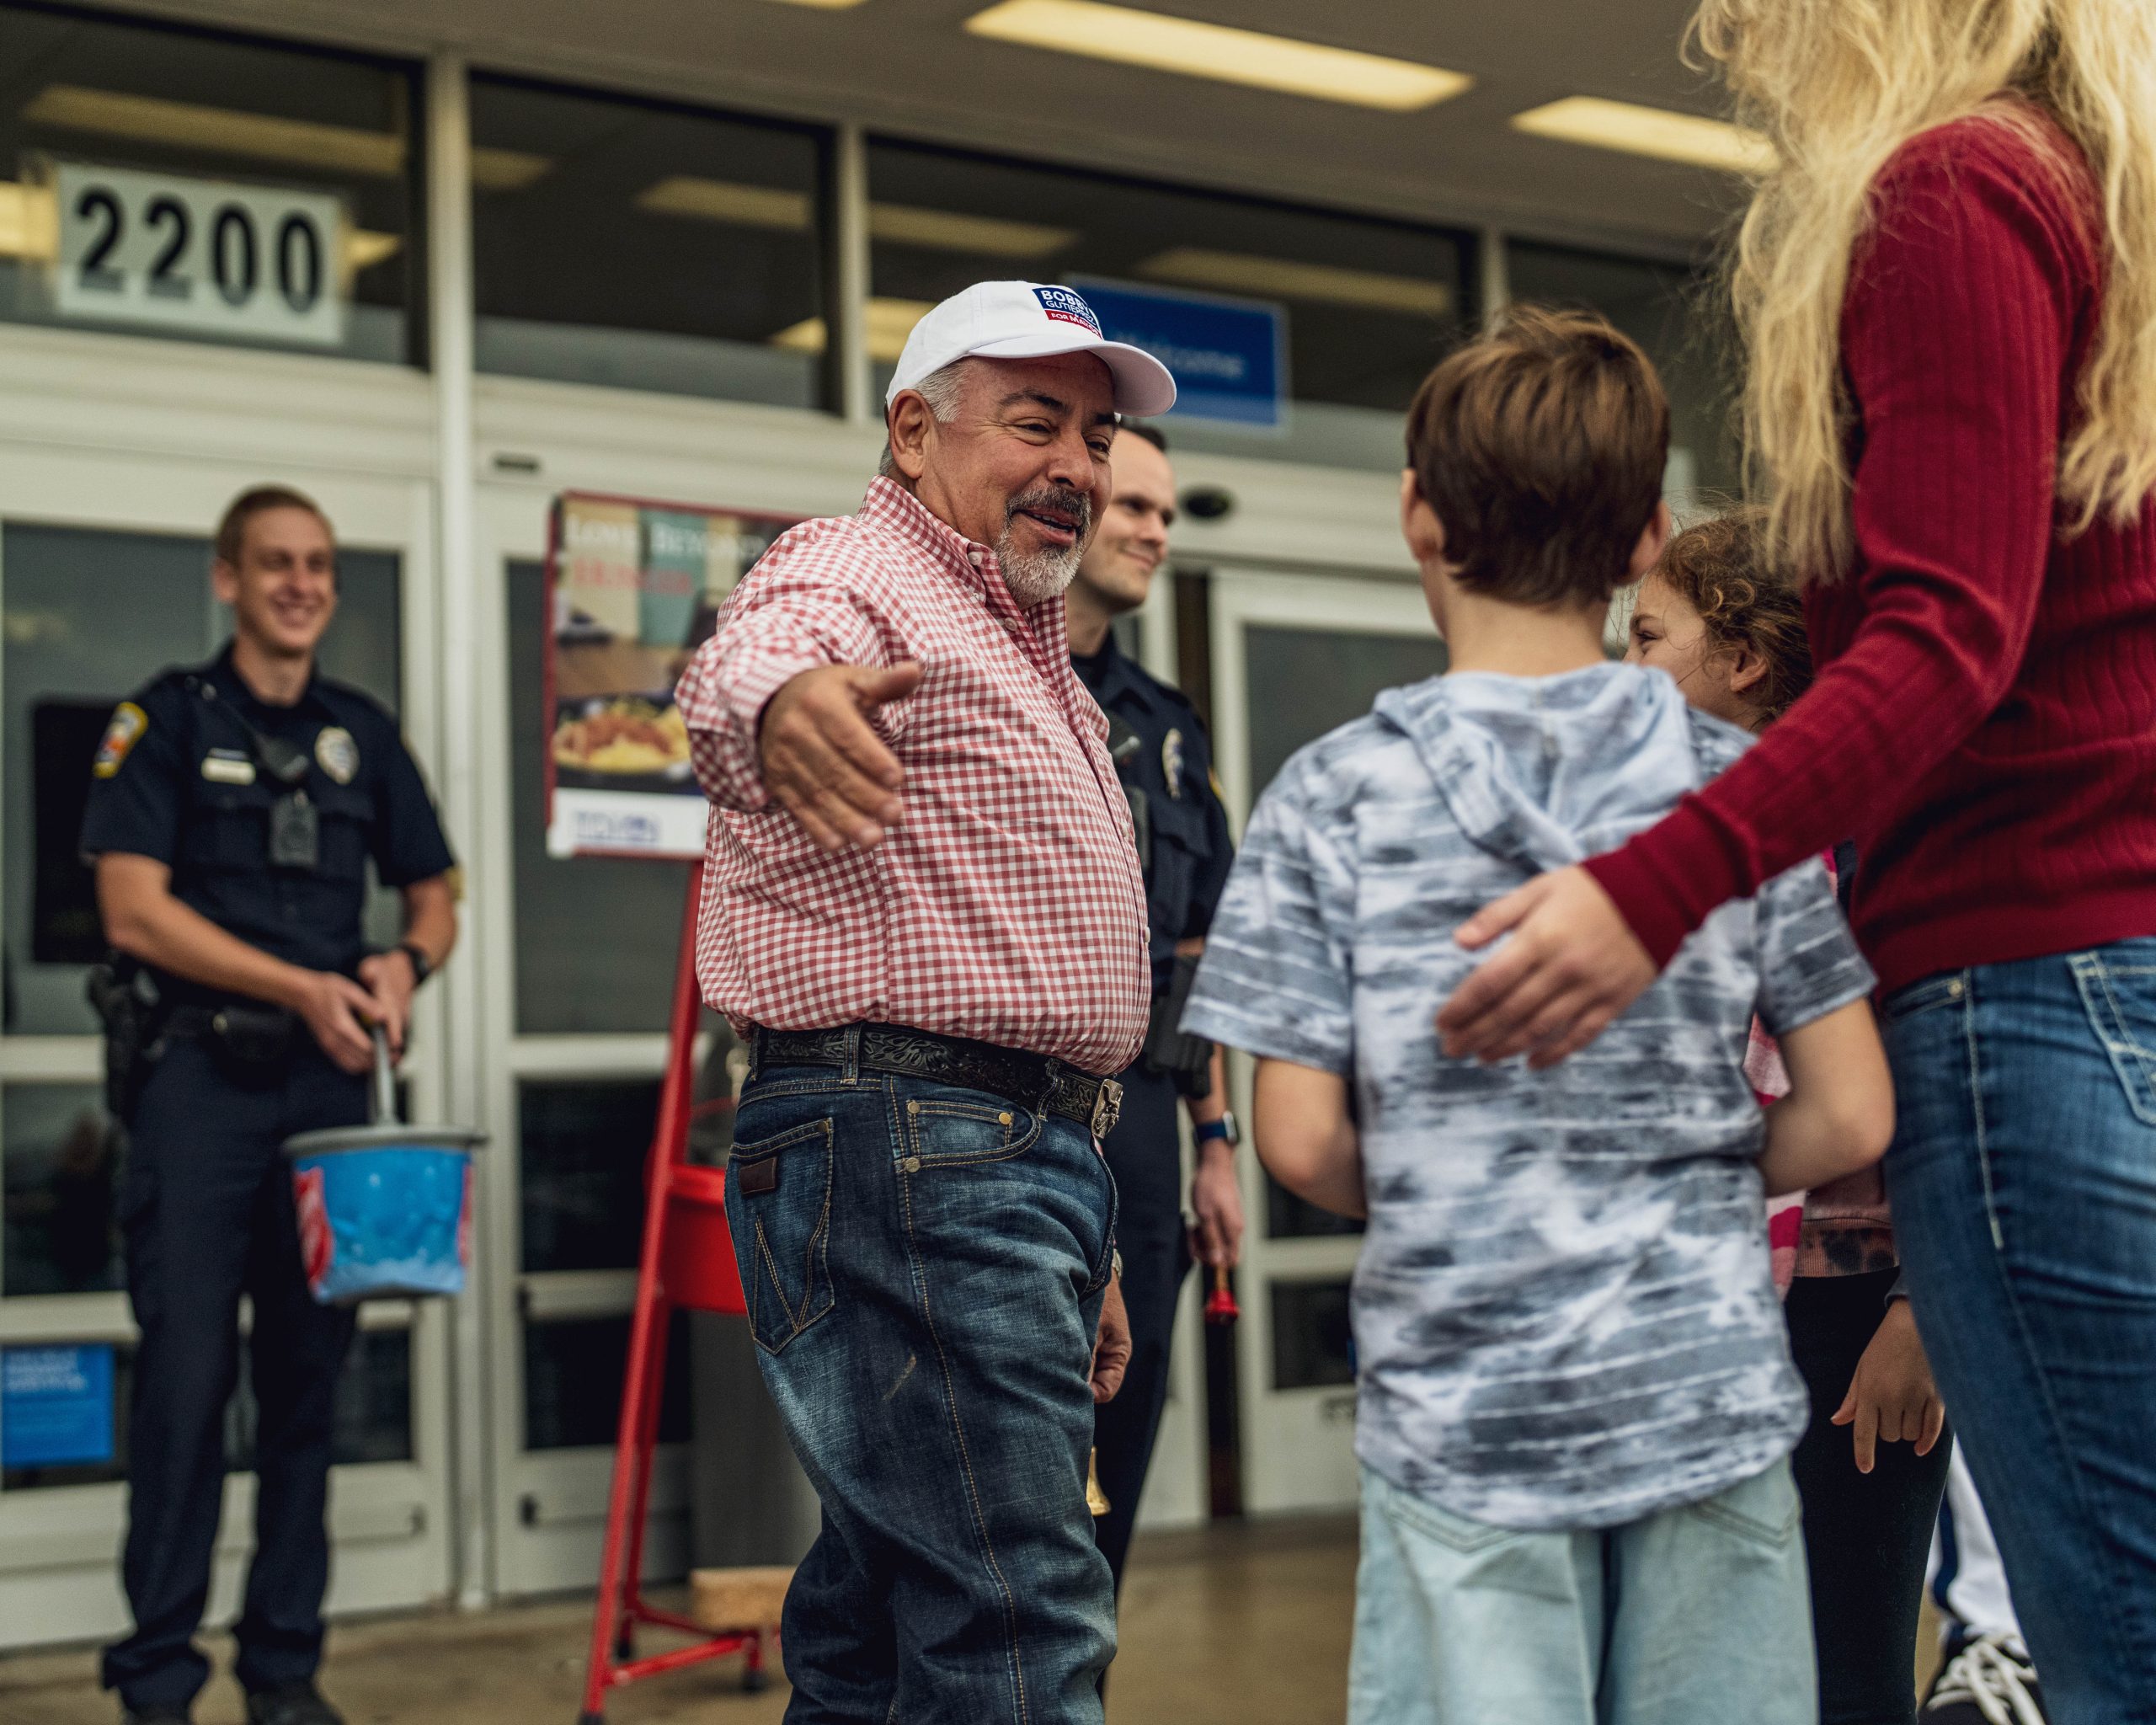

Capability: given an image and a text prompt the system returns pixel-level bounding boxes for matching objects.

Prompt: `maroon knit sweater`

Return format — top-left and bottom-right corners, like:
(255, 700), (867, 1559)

(1584, 111), (2156, 996)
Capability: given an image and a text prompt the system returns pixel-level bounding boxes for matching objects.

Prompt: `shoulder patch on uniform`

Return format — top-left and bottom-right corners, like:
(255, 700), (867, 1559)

(315, 726), (360, 785)
(92, 702), (147, 779)
(1162, 728), (1185, 799)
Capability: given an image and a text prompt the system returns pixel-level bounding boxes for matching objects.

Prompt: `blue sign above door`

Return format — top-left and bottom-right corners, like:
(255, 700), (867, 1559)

(1070, 277), (1287, 431)
(2, 1343), (116, 1469)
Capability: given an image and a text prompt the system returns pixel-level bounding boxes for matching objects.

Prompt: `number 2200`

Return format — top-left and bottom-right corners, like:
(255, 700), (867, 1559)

(73, 185), (324, 313)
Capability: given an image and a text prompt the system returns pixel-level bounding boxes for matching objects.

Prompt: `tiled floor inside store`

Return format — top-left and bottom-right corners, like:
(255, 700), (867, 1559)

(0, 1517), (1362, 1725)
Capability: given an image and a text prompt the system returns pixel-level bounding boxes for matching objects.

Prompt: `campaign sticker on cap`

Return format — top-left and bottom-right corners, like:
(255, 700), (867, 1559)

(93, 702), (147, 779)
(315, 726), (360, 785)
(1033, 286), (1102, 336)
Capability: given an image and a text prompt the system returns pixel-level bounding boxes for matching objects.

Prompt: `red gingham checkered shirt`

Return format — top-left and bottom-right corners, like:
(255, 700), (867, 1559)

(675, 477), (1150, 1076)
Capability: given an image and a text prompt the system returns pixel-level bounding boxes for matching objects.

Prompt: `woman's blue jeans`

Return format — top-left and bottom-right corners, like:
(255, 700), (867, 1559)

(1884, 941), (2156, 1725)
(723, 1059), (1119, 1724)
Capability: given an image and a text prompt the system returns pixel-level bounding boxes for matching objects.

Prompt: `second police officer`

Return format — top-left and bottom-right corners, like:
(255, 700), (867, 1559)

(1065, 423), (1245, 1593)
(83, 488), (458, 1725)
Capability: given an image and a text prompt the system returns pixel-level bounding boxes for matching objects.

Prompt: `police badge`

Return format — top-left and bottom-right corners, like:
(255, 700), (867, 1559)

(315, 725), (360, 785)
(1161, 728), (1184, 798)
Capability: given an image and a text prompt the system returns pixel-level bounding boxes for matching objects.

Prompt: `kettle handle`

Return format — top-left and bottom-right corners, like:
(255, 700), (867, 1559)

(371, 1025), (398, 1125)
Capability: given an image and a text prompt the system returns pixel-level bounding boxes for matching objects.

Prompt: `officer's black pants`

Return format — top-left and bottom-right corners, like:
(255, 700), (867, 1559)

(103, 1037), (366, 1712)
(1092, 1065), (1192, 1595)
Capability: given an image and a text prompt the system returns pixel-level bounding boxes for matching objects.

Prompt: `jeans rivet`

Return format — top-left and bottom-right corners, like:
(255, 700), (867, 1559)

(906, 1100), (920, 1116)
(998, 1111), (1012, 1126)
(1948, 980), (1966, 998)
(903, 1156), (921, 1173)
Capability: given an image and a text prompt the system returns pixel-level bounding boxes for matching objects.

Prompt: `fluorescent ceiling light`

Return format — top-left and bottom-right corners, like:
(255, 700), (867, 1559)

(1511, 96), (1774, 175)
(472, 149), (554, 191)
(771, 297), (933, 364)
(869, 204), (1072, 259)
(638, 177), (1073, 259)
(0, 182), (57, 261)
(1139, 246), (1452, 317)
(345, 230), (403, 272)
(638, 176), (811, 229)
(964, 0), (1470, 111)
(22, 86), (549, 189)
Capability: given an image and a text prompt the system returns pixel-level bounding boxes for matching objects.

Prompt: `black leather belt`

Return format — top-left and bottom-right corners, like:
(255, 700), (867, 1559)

(750, 1023), (1123, 1140)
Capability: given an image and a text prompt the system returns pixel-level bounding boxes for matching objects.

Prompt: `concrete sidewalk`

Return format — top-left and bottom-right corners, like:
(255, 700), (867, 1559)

(0, 1517), (1358, 1725)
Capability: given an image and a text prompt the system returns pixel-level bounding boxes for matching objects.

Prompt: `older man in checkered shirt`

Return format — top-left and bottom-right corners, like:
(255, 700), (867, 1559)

(675, 282), (1178, 1725)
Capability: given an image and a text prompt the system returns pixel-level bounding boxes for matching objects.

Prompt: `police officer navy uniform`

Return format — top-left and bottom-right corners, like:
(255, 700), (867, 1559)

(80, 488), (456, 1725)
(1065, 425), (1242, 1594)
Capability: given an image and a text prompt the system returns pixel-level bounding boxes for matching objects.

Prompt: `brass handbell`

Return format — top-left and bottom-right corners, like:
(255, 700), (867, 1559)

(1086, 1446), (1110, 1518)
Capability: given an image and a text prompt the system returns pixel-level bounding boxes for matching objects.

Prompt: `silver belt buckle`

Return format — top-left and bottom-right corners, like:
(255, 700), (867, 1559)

(1090, 1078), (1123, 1140)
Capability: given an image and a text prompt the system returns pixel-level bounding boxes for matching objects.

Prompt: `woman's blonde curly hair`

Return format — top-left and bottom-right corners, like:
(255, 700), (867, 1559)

(1657, 507), (1814, 722)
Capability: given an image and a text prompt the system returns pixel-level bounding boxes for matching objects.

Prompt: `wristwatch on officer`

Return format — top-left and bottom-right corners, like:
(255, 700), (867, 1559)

(1194, 1111), (1239, 1148)
(395, 941), (434, 987)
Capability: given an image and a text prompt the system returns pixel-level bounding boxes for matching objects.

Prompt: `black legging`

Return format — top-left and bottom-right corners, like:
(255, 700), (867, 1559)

(1786, 1267), (1955, 1725)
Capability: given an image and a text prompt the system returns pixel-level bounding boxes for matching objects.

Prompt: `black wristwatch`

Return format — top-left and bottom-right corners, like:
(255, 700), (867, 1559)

(396, 941), (434, 987)
(1194, 1110), (1240, 1148)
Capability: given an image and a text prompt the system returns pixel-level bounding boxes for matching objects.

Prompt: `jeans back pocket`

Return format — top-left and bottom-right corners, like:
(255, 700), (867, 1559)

(2071, 953), (2156, 1127)
(728, 1118), (837, 1354)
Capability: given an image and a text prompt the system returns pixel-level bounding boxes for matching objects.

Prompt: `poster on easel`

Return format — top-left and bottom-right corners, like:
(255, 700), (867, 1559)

(543, 491), (802, 859)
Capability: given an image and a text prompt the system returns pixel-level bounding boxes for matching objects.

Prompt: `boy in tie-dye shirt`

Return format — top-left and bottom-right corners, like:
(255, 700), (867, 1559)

(1182, 310), (1892, 1725)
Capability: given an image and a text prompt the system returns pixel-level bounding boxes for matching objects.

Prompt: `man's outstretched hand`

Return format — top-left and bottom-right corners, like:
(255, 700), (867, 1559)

(1435, 865), (1658, 1069)
(759, 662), (922, 850)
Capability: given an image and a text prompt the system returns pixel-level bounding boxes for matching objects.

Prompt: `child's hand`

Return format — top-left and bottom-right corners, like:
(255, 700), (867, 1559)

(1831, 1297), (1945, 1473)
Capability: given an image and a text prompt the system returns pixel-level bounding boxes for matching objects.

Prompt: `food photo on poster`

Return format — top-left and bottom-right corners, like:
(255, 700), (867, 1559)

(543, 492), (800, 859)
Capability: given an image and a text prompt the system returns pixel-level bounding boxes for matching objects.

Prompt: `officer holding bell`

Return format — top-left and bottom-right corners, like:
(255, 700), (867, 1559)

(81, 487), (456, 1725)
(1065, 424), (1244, 1593)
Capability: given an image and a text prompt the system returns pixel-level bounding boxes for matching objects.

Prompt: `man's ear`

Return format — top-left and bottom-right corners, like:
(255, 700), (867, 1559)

(1627, 499), (1674, 582)
(211, 558), (240, 607)
(887, 392), (937, 483)
(1400, 470), (1448, 564)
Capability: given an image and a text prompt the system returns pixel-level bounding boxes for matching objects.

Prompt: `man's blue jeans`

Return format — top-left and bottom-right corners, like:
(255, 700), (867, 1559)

(1884, 941), (2156, 1725)
(723, 1058), (1119, 1724)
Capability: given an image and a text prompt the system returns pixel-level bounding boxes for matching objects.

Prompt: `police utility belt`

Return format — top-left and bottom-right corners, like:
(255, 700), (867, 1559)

(88, 959), (303, 1115)
(750, 1023), (1124, 1141)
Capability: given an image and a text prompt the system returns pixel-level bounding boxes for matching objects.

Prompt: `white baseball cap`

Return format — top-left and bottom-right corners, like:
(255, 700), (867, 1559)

(886, 280), (1177, 418)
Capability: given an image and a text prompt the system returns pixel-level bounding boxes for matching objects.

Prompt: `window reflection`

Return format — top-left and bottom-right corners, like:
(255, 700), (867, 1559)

(472, 75), (827, 408)
(518, 1078), (658, 1275)
(523, 1311), (688, 1451)
(1505, 242), (1739, 508)
(2, 1085), (119, 1296)
(867, 138), (1472, 472)
(1271, 1280), (1354, 1392)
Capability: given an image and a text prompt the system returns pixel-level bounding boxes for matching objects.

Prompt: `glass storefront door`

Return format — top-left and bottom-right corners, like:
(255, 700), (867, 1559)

(0, 446), (450, 1645)
(1204, 566), (1448, 1516)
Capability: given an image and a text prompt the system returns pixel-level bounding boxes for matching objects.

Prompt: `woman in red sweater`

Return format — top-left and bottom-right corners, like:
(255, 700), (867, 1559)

(1438, 4), (2156, 1721)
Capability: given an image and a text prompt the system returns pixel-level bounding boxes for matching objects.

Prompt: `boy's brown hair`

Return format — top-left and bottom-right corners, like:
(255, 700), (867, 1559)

(1406, 305), (1669, 607)
(1655, 505), (1813, 722)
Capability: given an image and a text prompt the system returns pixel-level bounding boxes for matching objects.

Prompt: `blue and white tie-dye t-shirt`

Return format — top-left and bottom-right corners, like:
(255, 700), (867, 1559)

(1182, 662), (1873, 1531)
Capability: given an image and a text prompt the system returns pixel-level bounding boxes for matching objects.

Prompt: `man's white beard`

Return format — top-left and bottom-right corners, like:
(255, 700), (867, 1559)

(997, 531), (1084, 609)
